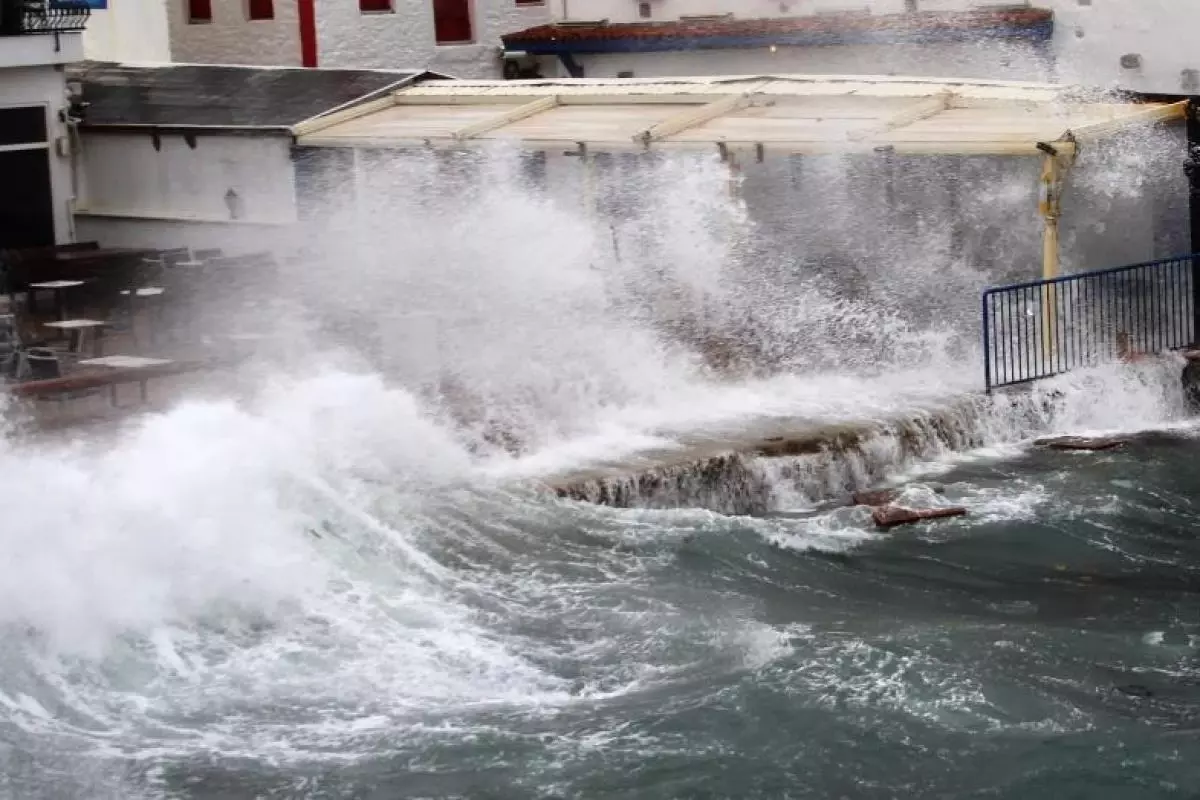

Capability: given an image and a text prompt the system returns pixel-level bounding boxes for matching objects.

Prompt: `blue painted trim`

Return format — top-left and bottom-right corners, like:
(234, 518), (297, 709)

(51, 0), (106, 9)
(506, 21), (1052, 55)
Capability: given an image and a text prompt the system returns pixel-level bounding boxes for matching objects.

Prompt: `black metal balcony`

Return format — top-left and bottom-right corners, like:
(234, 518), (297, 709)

(0, 0), (91, 37)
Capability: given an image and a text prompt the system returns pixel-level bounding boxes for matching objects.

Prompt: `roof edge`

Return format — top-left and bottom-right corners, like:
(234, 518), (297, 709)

(503, 7), (1054, 54)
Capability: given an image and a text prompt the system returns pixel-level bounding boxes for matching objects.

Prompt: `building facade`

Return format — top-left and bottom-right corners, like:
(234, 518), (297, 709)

(0, 1), (94, 249)
(167, 0), (551, 77)
(82, 0), (172, 63)
(158, 0), (1200, 96)
(68, 62), (436, 250)
(503, 0), (1200, 96)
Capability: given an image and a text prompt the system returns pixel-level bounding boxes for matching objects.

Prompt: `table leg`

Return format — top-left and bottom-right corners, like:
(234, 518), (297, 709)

(109, 383), (118, 407)
(139, 380), (148, 404)
(93, 328), (105, 357)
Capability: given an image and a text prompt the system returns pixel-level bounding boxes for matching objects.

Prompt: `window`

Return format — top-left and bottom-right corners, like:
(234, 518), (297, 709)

(247, 0), (273, 20)
(515, 0), (543, 5)
(360, 0), (393, 11)
(432, 0), (472, 44)
(0, 107), (47, 148)
(638, 2), (650, 17)
(187, 0), (212, 23)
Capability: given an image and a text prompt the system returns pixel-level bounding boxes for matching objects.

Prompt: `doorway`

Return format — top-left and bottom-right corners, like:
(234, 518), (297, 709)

(0, 147), (55, 249)
(0, 105), (54, 249)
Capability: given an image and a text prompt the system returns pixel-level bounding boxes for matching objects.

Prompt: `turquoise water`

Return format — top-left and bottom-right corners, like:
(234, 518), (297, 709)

(1, 390), (1197, 798)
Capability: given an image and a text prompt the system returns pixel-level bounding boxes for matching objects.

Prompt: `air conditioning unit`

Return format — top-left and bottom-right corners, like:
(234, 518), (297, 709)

(500, 50), (543, 80)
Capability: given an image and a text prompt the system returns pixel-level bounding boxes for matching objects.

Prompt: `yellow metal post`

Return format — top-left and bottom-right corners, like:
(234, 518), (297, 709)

(1039, 153), (1061, 282)
(1037, 146), (1075, 364)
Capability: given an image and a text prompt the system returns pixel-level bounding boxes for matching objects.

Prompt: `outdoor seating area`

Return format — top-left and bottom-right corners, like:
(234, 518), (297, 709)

(0, 242), (281, 416)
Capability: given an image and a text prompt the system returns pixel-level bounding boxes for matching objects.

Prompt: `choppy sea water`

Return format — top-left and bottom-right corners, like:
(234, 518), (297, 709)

(0, 365), (1197, 800)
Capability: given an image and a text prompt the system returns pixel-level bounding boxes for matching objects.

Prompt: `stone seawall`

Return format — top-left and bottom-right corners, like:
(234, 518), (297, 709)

(549, 390), (1071, 516)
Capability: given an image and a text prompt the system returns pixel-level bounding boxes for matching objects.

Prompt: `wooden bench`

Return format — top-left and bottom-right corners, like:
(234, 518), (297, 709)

(7, 358), (209, 406)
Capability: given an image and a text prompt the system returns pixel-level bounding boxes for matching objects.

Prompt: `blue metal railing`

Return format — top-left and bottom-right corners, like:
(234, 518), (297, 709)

(982, 254), (1200, 392)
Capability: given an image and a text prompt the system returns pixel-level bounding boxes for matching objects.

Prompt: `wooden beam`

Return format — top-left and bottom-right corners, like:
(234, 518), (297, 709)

(295, 134), (1081, 158)
(392, 91), (733, 106)
(1066, 100), (1188, 140)
(848, 91), (953, 142)
(632, 92), (754, 146)
(453, 96), (559, 140)
(291, 94), (399, 138)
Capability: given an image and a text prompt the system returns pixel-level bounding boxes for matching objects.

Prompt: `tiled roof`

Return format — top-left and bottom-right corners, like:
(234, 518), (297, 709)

(503, 7), (1053, 54)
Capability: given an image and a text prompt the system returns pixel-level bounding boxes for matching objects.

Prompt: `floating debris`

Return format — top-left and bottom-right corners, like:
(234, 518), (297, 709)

(1034, 435), (1129, 452)
(871, 505), (968, 530)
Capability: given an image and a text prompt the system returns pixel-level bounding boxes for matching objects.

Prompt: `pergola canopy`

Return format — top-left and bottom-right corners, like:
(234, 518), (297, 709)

(293, 74), (1187, 157)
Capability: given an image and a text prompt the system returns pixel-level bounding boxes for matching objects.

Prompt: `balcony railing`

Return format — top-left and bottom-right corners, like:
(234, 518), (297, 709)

(0, 0), (91, 37)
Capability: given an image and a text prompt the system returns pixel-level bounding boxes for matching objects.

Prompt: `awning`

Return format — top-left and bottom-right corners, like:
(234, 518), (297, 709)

(293, 74), (1187, 157)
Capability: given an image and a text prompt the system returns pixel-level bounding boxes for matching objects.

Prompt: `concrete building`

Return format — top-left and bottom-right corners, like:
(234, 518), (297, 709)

(67, 61), (441, 249)
(502, 0), (1200, 96)
(82, 0), (171, 63)
(0, 0), (93, 249)
(167, 0), (551, 78)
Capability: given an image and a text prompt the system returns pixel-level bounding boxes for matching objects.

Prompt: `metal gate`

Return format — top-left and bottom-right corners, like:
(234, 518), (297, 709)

(982, 254), (1199, 392)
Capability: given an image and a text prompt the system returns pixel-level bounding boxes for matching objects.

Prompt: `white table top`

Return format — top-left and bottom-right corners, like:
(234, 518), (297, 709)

(29, 280), (85, 290)
(44, 319), (107, 330)
(78, 355), (172, 369)
(119, 287), (166, 297)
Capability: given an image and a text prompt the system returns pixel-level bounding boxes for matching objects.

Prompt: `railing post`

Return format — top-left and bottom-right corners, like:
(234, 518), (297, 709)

(982, 291), (993, 393)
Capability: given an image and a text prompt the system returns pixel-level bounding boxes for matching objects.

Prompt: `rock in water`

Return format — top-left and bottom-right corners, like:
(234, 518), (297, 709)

(872, 505), (968, 530)
(851, 488), (900, 507)
(1034, 435), (1128, 452)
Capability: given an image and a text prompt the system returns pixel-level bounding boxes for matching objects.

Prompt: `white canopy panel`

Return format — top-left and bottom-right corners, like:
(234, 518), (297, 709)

(294, 74), (1187, 157)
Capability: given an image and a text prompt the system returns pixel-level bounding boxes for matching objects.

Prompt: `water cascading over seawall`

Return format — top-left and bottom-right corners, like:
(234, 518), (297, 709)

(279, 138), (1187, 502)
(541, 357), (1191, 515)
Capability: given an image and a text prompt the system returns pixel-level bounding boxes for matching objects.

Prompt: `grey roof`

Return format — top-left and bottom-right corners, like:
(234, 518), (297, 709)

(67, 61), (446, 130)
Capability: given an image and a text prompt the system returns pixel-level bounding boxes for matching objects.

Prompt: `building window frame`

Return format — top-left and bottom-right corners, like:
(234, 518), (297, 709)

(186, 0), (213, 24)
(247, 0), (274, 20)
(359, 0), (394, 12)
(432, 0), (475, 45)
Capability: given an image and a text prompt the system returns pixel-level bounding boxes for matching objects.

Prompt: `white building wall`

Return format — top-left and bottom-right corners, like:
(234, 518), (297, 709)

(163, 0), (551, 76)
(83, 0), (172, 63)
(0, 61), (81, 244)
(569, 40), (1050, 82)
(75, 131), (300, 249)
(316, 0), (550, 77)
(0, 28), (84, 68)
(550, 0), (1200, 96)
(1048, 0), (1200, 96)
(168, 0), (302, 67)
